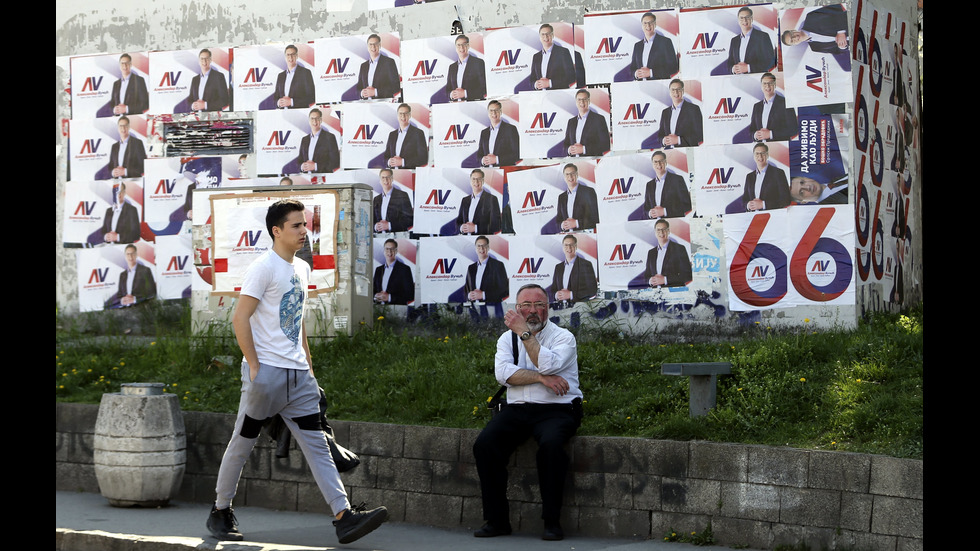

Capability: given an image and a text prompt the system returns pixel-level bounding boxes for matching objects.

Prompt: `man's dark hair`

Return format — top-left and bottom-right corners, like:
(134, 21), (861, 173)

(285, 44), (298, 54)
(516, 283), (547, 302)
(199, 48), (212, 57)
(488, 99), (502, 110)
(575, 88), (591, 99)
(119, 53), (132, 63)
(384, 238), (398, 248)
(475, 235), (490, 246)
(562, 234), (578, 244)
(652, 150), (667, 162)
(539, 23), (554, 33)
(124, 243), (138, 253)
(280, 176), (293, 185)
(642, 12), (657, 22)
(563, 163), (578, 173)
(368, 34), (381, 43)
(266, 199), (306, 239)
(655, 218), (670, 230)
(310, 107), (322, 118)
(761, 72), (776, 82)
(670, 78), (684, 89)
(753, 141), (769, 153)
(456, 34), (470, 44)
(398, 103), (412, 112)
(738, 7), (753, 17)
(118, 115), (130, 126)
(379, 168), (394, 177)
(470, 168), (485, 179)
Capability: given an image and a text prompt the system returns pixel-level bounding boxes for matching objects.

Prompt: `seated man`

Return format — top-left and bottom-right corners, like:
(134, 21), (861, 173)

(472, 283), (583, 541)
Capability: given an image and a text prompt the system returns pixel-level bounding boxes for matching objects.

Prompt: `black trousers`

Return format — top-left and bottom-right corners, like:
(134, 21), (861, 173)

(473, 402), (580, 526)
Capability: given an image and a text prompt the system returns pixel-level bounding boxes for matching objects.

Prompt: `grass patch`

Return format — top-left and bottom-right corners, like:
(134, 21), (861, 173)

(55, 304), (923, 460)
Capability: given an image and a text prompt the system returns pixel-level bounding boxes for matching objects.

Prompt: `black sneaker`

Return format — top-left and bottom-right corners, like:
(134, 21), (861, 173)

(334, 502), (389, 544)
(207, 504), (244, 541)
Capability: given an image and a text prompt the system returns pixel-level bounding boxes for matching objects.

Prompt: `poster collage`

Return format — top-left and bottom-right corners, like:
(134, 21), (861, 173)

(63, 1), (918, 314)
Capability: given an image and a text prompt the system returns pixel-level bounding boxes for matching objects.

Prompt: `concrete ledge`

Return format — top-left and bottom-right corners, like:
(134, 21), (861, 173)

(56, 403), (922, 549)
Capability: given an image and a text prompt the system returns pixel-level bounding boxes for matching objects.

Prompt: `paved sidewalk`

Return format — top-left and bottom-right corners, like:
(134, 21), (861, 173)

(57, 490), (744, 551)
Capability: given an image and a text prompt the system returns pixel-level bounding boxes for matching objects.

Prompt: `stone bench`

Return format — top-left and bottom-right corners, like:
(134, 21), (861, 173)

(661, 362), (732, 417)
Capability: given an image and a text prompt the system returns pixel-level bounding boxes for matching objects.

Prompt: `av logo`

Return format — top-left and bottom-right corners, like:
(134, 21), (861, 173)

(530, 112), (557, 129)
(88, 268), (109, 284)
(243, 67), (268, 83)
(706, 167), (733, 185)
(81, 76), (103, 92)
(74, 202), (96, 216)
(714, 97), (741, 114)
(623, 103), (650, 120)
(495, 49), (521, 66)
(522, 190), (546, 208)
(158, 71), (181, 87)
(166, 256), (190, 271)
(518, 257), (543, 273)
(751, 265), (771, 278)
(352, 125), (379, 140)
(444, 124), (469, 140)
(805, 66), (823, 92)
(811, 259), (831, 272)
(608, 177), (634, 195)
(78, 139), (102, 155)
(595, 37), (623, 54)
(413, 59), (437, 76)
(425, 189), (451, 205)
(431, 258), (457, 274)
(692, 32), (719, 49)
(324, 58), (351, 74)
(237, 230), (262, 247)
(609, 243), (636, 261)
(267, 130), (291, 146)
(155, 178), (178, 194)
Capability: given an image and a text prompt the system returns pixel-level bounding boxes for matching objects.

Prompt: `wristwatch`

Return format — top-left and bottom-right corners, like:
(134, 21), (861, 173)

(519, 331), (532, 341)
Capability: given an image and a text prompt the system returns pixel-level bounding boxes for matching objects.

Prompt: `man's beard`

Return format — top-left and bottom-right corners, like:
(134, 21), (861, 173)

(526, 315), (545, 333)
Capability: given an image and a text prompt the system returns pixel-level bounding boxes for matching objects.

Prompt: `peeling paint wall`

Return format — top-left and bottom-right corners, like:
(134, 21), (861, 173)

(56, 0), (922, 333)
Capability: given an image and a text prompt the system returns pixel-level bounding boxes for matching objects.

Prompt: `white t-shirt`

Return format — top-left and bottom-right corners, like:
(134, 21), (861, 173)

(239, 250), (311, 370)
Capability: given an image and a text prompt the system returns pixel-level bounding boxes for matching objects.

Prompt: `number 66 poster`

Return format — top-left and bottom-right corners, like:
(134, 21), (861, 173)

(724, 205), (854, 311)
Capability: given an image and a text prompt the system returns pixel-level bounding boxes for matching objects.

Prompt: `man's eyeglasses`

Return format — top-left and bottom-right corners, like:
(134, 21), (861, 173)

(517, 301), (547, 310)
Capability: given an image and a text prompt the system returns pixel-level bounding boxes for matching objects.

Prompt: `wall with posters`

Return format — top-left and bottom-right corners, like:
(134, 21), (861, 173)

(55, 0), (921, 335)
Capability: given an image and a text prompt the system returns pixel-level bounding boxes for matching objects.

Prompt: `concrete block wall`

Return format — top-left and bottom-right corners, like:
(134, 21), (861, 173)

(56, 403), (921, 550)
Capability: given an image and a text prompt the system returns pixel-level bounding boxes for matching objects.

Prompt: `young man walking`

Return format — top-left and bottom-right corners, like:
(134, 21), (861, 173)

(207, 199), (387, 544)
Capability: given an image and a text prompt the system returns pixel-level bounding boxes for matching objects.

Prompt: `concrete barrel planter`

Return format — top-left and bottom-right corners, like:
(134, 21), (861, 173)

(93, 383), (186, 507)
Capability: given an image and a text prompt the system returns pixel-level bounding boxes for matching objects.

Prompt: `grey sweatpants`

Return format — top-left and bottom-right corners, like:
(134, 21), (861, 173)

(214, 362), (350, 516)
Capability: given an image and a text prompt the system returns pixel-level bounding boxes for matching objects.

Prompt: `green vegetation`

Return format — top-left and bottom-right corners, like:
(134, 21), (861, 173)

(56, 303), (923, 460)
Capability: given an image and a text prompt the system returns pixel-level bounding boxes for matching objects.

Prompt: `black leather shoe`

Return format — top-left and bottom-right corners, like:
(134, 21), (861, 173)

(473, 522), (512, 537)
(542, 522), (564, 541)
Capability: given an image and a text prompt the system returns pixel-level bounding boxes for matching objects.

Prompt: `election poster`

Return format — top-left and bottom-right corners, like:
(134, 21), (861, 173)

(155, 233), (194, 300)
(724, 204), (855, 311)
(63, 180), (121, 247)
(582, 8), (679, 85)
(209, 190), (338, 295)
(595, 149), (693, 224)
(691, 141), (790, 216)
(506, 164), (567, 236)
(789, 111), (850, 206)
(418, 234), (511, 304)
(70, 115), (148, 182)
(372, 237), (418, 306)
(76, 242), (157, 312)
(701, 74), (761, 145)
(518, 88), (610, 159)
(596, 217), (693, 291)
(677, 4), (778, 79)
(233, 43), (316, 111)
(144, 156), (223, 237)
(71, 51), (151, 119)
(430, 101), (487, 168)
(413, 166), (504, 236)
(483, 22), (575, 96)
(400, 34), (485, 106)
(314, 33), (401, 103)
(610, 80), (673, 152)
(340, 101), (430, 169)
(779, 5), (853, 108)
(149, 48), (232, 114)
(255, 106), (343, 176)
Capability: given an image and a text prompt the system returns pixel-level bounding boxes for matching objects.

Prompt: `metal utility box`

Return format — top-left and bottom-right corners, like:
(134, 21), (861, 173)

(189, 183), (375, 338)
